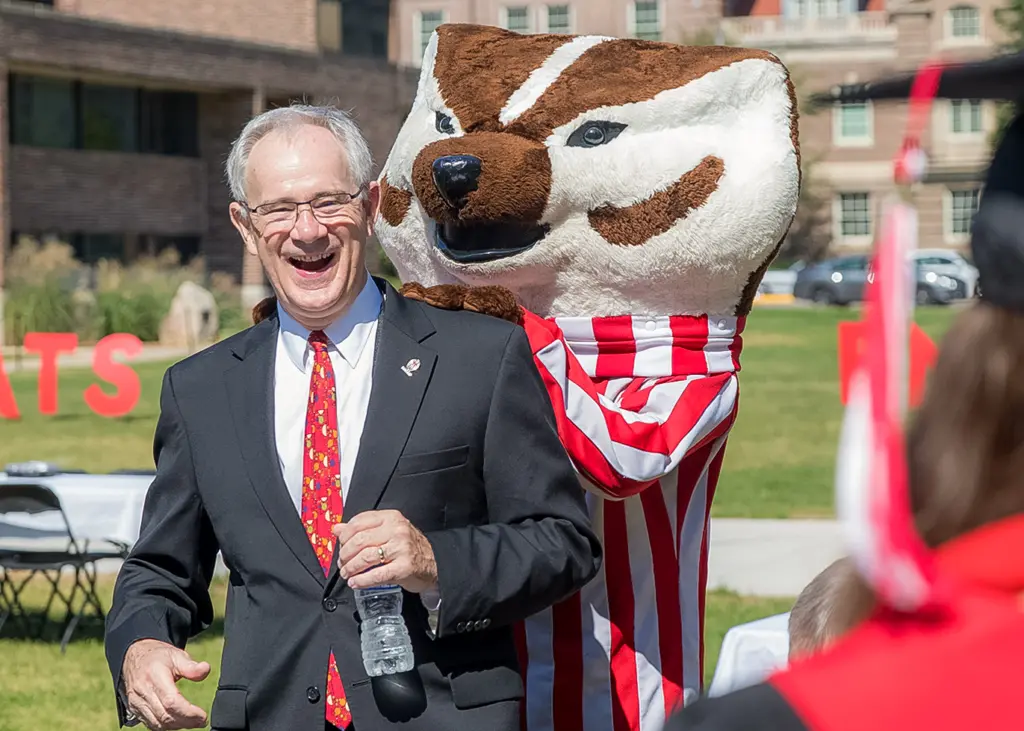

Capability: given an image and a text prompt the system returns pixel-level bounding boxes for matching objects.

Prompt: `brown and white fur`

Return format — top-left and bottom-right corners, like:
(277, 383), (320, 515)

(375, 24), (800, 319)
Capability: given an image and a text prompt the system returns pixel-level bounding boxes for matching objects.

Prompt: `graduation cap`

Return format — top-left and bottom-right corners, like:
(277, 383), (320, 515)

(810, 50), (1024, 105)
(812, 52), (1024, 314)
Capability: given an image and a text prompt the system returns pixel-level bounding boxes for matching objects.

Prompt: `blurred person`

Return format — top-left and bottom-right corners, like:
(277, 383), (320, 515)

(103, 104), (601, 731)
(706, 558), (872, 700)
(787, 557), (873, 661)
(663, 70), (1024, 731)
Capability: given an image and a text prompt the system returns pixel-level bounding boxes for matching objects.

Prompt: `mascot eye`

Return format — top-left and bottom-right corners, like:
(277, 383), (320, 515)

(435, 112), (455, 135)
(567, 121), (627, 148)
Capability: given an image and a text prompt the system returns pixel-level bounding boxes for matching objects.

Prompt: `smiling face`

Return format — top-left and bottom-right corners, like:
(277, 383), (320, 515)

(230, 124), (380, 330)
(375, 24), (800, 318)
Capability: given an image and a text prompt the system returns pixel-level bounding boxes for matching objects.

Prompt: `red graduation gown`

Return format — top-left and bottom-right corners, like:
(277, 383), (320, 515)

(672, 514), (1024, 731)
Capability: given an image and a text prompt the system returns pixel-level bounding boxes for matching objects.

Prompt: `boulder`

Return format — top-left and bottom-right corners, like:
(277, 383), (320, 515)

(159, 281), (219, 349)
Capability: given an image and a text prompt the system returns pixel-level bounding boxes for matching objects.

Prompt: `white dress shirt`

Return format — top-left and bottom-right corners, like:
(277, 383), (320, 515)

(273, 275), (440, 616)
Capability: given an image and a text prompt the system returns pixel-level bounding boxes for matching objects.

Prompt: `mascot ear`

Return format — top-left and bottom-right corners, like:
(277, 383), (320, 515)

(400, 283), (524, 326)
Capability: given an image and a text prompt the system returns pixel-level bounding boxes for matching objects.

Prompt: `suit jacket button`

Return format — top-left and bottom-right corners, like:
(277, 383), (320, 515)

(323, 597), (338, 612)
(456, 621), (467, 632)
(473, 621), (483, 631)
(481, 618), (491, 629)
(307, 686), (320, 703)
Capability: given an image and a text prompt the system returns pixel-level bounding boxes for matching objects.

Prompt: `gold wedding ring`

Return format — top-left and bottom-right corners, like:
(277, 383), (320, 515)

(377, 546), (386, 564)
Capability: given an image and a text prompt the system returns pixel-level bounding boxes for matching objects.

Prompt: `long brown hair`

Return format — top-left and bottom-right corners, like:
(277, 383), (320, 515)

(907, 300), (1024, 547)
(828, 301), (1024, 628)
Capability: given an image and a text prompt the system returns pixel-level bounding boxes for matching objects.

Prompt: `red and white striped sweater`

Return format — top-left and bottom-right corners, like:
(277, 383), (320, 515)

(516, 309), (745, 731)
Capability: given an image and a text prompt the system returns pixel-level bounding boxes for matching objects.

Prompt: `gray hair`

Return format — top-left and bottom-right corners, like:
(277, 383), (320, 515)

(225, 103), (375, 203)
(788, 557), (874, 660)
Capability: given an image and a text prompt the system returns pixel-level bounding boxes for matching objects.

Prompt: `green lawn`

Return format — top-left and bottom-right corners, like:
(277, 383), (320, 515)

(0, 360), (170, 472)
(0, 304), (959, 729)
(0, 574), (793, 731)
(710, 305), (957, 517)
(0, 304), (961, 515)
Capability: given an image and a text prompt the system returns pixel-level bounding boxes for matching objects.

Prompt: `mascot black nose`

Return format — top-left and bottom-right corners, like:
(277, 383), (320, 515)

(432, 155), (481, 209)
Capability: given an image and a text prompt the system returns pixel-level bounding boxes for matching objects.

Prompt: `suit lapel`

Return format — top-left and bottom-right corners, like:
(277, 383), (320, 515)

(225, 316), (326, 586)
(337, 279), (437, 536)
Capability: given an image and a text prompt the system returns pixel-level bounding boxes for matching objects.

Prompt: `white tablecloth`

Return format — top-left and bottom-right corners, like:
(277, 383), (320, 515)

(708, 612), (791, 697)
(0, 472), (153, 546)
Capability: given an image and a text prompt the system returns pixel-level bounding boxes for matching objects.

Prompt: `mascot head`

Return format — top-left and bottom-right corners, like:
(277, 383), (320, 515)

(375, 24), (800, 318)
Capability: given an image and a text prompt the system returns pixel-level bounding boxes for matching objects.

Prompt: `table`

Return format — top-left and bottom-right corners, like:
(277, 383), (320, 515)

(707, 612), (791, 697)
(0, 472), (153, 547)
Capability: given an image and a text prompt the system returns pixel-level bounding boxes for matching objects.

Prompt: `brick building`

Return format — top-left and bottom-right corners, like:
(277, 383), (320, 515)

(719, 0), (1007, 254)
(390, 0), (1007, 254)
(0, 0), (416, 345)
(1, 0), (1010, 347)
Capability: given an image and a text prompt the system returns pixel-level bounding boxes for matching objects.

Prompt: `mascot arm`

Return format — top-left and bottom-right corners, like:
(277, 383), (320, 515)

(521, 310), (739, 500)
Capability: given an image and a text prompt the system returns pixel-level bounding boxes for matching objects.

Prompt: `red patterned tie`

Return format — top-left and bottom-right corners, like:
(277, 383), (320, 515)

(301, 330), (351, 729)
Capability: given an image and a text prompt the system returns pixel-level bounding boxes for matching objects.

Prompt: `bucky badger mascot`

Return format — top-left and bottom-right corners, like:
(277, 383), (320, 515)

(375, 23), (801, 731)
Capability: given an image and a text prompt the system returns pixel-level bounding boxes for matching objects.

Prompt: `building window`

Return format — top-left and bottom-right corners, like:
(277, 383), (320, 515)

(946, 188), (981, 238)
(838, 192), (872, 239)
(10, 75), (75, 149)
(139, 90), (199, 157)
(9, 74), (199, 157)
(546, 4), (572, 32)
(790, 0), (850, 19)
(833, 101), (873, 146)
(415, 10), (444, 64)
(632, 1), (662, 41)
(503, 6), (532, 33)
(81, 83), (139, 153)
(813, 0), (846, 18)
(950, 99), (983, 135)
(70, 233), (128, 264)
(339, 0), (390, 59)
(948, 5), (981, 38)
(150, 235), (202, 263)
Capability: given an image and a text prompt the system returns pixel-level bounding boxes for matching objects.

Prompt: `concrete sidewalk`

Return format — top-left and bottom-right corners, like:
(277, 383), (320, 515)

(706, 518), (846, 598)
(88, 518), (846, 598)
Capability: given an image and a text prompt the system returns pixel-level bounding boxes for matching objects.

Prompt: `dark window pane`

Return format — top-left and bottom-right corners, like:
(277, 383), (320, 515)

(140, 90), (199, 157)
(153, 234), (201, 263)
(72, 233), (126, 263)
(10, 74), (75, 148)
(340, 0), (390, 58)
(81, 84), (139, 152)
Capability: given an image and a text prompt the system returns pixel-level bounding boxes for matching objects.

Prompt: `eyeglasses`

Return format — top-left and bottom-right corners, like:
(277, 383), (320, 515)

(246, 184), (367, 234)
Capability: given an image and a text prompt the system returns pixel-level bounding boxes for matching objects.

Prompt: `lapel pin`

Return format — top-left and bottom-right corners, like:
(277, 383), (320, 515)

(401, 358), (421, 377)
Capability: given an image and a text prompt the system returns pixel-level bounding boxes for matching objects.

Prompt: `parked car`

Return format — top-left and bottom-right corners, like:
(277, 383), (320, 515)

(914, 266), (965, 305)
(793, 255), (871, 305)
(910, 249), (979, 298)
(758, 261), (805, 296)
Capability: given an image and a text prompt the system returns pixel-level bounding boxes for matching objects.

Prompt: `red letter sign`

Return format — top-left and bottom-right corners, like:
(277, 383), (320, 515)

(23, 333), (79, 415)
(0, 353), (20, 420)
(84, 333), (143, 417)
(838, 321), (939, 408)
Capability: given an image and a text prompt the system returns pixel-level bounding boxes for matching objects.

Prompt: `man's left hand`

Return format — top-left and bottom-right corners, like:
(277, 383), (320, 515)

(333, 510), (438, 594)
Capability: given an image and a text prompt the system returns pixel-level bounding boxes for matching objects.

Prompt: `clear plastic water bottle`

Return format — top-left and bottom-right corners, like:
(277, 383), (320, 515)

(354, 585), (415, 676)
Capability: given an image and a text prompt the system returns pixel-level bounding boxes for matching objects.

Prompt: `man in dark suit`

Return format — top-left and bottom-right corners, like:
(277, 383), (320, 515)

(103, 104), (601, 731)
